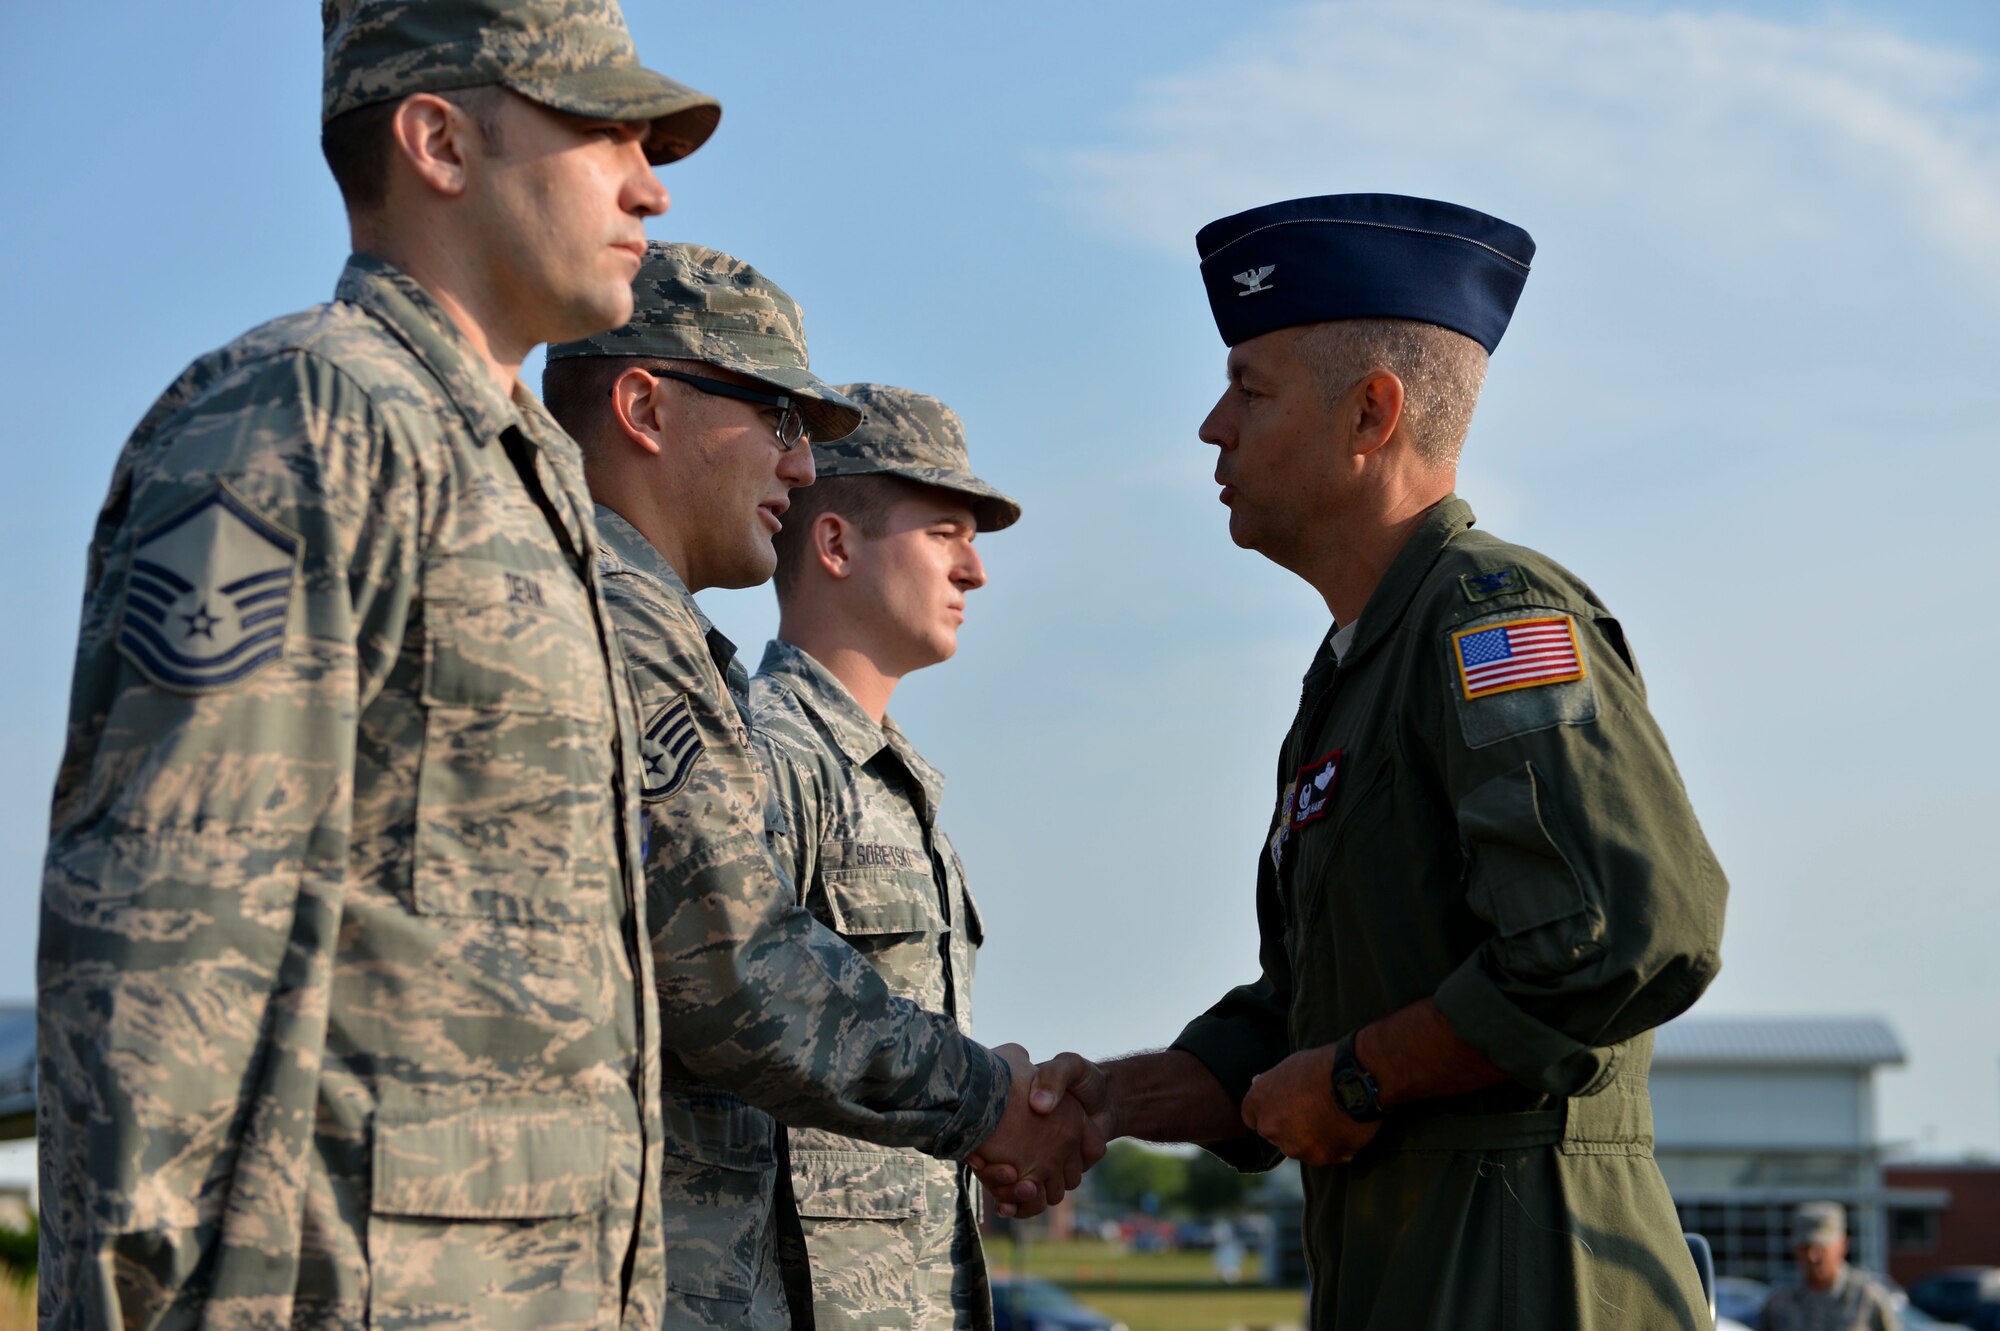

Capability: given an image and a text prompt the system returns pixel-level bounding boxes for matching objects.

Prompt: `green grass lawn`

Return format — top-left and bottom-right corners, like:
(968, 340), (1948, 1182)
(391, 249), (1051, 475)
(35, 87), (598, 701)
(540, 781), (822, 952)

(988, 1238), (1306, 1331)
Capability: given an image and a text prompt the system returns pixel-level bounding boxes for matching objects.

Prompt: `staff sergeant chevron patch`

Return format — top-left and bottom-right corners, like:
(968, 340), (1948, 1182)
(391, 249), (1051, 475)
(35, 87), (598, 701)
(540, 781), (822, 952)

(640, 693), (703, 802)
(117, 484), (300, 693)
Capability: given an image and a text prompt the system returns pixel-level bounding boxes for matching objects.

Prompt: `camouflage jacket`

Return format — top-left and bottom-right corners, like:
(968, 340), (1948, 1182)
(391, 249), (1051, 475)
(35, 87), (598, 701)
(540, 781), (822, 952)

(591, 511), (1010, 1330)
(37, 254), (665, 1331)
(1758, 1267), (1899, 1331)
(751, 640), (991, 1331)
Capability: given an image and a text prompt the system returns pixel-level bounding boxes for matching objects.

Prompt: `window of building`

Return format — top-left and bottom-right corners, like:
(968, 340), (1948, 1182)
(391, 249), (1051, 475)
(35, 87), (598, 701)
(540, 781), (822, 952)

(1887, 1207), (1938, 1253)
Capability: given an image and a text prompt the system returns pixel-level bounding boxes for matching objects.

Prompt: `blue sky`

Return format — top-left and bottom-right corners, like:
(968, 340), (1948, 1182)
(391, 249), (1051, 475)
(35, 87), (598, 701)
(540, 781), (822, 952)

(3, 0), (1997, 1155)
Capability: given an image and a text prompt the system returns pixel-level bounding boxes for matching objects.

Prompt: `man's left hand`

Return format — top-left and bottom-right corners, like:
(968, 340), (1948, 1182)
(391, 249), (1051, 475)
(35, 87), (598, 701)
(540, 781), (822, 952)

(1241, 1044), (1382, 1166)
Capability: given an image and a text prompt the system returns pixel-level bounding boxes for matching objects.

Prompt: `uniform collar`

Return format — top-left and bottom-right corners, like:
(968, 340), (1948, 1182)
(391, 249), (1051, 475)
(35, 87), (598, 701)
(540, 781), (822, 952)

(337, 252), (522, 449)
(757, 639), (946, 813)
(1340, 494), (1477, 668)
(595, 505), (752, 703)
(593, 505), (703, 615)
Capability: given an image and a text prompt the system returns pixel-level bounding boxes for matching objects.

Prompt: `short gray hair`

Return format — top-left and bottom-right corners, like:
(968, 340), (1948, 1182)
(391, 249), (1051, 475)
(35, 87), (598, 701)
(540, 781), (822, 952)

(1294, 319), (1488, 468)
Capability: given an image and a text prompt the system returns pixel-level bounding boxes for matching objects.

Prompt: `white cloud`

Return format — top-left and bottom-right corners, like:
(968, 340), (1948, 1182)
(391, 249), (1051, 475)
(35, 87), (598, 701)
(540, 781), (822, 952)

(1051, 1), (2000, 289)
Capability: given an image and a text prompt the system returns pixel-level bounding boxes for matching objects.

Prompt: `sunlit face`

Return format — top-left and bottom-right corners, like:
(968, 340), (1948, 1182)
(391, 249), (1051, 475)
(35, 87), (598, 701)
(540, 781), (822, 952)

(845, 489), (986, 675)
(1198, 326), (1349, 568)
(664, 369), (817, 591)
(1793, 1236), (1847, 1289)
(464, 94), (668, 347)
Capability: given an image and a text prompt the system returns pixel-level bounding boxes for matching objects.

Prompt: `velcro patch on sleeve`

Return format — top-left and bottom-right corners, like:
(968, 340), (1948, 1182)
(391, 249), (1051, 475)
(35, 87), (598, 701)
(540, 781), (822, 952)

(640, 693), (703, 802)
(1448, 613), (1599, 749)
(1452, 616), (1585, 699)
(117, 482), (301, 693)
(1459, 565), (1527, 602)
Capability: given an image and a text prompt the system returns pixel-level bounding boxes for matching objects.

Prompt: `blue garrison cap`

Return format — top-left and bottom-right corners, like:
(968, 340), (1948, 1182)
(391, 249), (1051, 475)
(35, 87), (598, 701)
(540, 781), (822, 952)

(1196, 193), (1534, 353)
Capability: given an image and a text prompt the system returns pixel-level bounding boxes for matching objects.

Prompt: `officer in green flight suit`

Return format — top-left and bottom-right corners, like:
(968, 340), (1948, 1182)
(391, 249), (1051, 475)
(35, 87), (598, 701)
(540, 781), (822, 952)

(1011, 193), (1730, 1331)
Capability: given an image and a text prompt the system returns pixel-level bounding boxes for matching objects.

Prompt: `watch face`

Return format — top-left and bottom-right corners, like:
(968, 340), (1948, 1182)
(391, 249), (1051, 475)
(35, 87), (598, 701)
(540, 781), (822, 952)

(1333, 1071), (1370, 1115)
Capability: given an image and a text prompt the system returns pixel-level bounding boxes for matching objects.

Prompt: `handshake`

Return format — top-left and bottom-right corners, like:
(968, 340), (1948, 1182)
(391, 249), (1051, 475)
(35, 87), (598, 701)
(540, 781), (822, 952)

(961, 1038), (1401, 1217)
(962, 1044), (1115, 1220)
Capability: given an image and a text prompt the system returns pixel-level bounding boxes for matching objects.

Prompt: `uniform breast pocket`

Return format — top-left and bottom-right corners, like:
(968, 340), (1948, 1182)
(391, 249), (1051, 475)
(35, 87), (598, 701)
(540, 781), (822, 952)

(367, 1108), (609, 1331)
(415, 557), (616, 927)
(817, 851), (948, 1010)
(1288, 755), (1395, 932)
(942, 840), (983, 1030)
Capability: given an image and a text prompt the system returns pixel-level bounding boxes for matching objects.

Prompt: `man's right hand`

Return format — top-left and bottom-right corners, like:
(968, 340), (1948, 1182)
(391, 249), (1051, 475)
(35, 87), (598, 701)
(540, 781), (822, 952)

(1027, 1051), (1115, 1140)
(966, 1044), (1105, 1218)
(970, 1049), (1117, 1215)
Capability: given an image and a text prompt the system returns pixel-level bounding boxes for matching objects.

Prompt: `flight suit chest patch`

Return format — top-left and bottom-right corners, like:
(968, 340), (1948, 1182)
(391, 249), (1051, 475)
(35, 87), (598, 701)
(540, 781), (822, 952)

(1270, 748), (1342, 872)
(1289, 749), (1343, 829)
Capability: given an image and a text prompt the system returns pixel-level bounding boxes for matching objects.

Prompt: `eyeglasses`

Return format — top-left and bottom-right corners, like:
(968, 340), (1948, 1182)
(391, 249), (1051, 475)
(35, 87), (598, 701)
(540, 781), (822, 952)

(638, 368), (809, 450)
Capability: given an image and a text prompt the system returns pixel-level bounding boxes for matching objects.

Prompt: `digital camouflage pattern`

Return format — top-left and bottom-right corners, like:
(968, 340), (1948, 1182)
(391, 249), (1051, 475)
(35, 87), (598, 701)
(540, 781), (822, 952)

(547, 242), (862, 441)
(1175, 496), (1728, 1329)
(753, 640), (992, 1331)
(320, 0), (719, 164)
(814, 384), (1020, 532)
(591, 509), (1011, 1330)
(1758, 1266), (1899, 1331)
(38, 255), (665, 1331)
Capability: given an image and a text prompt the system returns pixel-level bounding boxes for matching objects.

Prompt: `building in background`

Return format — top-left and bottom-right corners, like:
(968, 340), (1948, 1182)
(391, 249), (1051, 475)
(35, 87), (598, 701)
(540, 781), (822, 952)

(1650, 1014), (1945, 1280)
(1882, 1161), (2000, 1288)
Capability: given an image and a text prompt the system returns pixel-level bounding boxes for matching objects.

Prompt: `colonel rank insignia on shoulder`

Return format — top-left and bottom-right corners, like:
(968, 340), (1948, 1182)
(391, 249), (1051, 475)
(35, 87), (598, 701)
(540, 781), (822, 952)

(118, 483), (301, 693)
(1448, 612), (1600, 748)
(641, 693), (702, 801)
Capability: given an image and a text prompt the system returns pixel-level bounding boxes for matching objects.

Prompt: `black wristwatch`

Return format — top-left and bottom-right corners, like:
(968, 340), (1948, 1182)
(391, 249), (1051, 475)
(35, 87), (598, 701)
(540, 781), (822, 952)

(1329, 1034), (1385, 1123)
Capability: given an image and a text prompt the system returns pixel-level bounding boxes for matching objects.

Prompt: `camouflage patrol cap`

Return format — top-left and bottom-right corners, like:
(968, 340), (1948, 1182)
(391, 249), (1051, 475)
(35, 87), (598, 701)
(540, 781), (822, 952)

(322, 0), (720, 165)
(546, 242), (862, 443)
(815, 384), (1021, 532)
(1791, 1202), (1845, 1245)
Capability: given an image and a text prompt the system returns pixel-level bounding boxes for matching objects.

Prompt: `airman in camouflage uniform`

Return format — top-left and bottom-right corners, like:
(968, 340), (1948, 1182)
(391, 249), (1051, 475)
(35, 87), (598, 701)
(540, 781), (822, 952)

(542, 245), (1092, 1330)
(35, 4), (717, 1329)
(1759, 1204), (1900, 1331)
(752, 385), (1020, 1330)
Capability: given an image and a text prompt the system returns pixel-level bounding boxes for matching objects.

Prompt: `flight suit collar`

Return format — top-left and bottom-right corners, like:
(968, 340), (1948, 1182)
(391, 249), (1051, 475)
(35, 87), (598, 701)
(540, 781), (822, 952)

(338, 252), (527, 450)
(1341, 493), (1477, 669)
(757, 639), (947, 817)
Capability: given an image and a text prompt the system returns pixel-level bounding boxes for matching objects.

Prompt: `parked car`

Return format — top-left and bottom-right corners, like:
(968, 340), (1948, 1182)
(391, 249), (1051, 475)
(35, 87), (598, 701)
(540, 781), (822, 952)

(990, 1278), (1126, 1331)
(1911, 1268), (2000, 1325)
(1173, 1219), (1219, 1251)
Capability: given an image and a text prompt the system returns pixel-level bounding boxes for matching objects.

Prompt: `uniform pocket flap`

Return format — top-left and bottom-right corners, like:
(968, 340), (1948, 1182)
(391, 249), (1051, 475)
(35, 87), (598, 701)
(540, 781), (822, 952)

(661, 1087), (778, 1173)
(790, 1149), (928, 1220)
(372, 1110), (609, 1220)
(420, 557), (605, 719)
(961, 882), (985, 947)
(1458, 761), (1588, 937)
(819, 857), (940, 936)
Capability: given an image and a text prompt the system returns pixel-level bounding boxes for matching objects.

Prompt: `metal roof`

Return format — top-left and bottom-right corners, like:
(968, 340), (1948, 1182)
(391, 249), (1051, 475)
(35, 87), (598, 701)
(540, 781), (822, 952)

(1653, 1015), (1905, 1068)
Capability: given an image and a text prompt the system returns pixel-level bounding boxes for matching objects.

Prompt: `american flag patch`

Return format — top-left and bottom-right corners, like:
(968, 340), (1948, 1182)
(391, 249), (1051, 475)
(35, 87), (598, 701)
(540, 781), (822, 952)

(1451, 616), (1586, 700)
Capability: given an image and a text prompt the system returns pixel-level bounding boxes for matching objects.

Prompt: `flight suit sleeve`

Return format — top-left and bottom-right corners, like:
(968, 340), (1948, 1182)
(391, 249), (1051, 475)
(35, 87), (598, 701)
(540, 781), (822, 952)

(1429, 603), (1728, 1098)
(37, 352), (417, 1329)
(605, 581), (1009, 1160)
(1170, 803), (1294, 1171)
